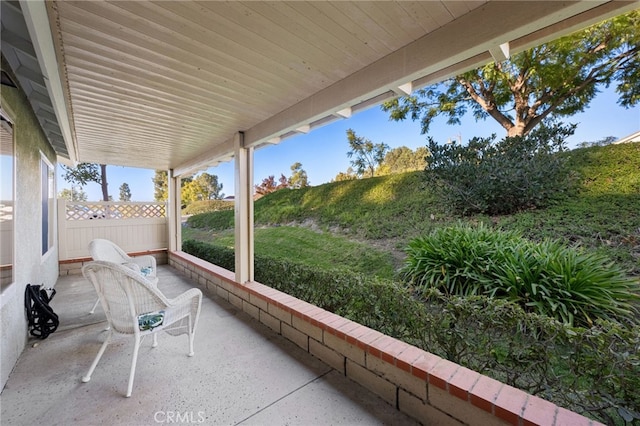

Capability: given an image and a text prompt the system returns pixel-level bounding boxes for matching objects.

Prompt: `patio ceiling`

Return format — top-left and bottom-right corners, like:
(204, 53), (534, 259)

(3, 1), (637, 176)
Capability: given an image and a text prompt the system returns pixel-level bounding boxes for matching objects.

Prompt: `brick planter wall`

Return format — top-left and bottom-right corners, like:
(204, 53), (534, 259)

(169, 251), (599, 426)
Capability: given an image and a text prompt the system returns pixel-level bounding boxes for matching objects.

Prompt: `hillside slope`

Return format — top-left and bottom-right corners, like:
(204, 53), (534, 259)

(187, 143), (640, 275)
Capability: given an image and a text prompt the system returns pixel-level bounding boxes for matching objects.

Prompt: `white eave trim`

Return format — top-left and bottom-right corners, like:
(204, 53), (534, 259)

(173, 135), (236, 177)
(20, 0), (78, 164)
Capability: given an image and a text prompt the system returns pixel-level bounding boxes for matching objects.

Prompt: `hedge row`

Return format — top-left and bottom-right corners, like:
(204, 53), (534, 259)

(182, 240), (640, 425)
(183, 199), (234, 216)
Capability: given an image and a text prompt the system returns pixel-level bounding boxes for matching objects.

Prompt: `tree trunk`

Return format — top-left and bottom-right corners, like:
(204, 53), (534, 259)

(100, 164), (109, 201)
(507, 124), (526, 137)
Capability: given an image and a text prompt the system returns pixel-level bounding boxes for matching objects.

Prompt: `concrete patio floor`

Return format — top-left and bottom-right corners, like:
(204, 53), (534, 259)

(0, 265), (419, 426)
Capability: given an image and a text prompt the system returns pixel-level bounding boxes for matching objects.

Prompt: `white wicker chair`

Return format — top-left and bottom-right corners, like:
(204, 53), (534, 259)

(88, 239), (158, 314)
(81, 260), (202, 397)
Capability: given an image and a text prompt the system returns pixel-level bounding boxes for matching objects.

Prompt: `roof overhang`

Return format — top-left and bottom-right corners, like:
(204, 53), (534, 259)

(2, 1), (638, 176)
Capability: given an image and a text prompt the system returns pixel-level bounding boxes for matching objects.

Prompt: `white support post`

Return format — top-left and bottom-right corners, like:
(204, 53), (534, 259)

(57, 199), (68, 260)
(234, 132), (254, 283)
(168, 169), (182, 252)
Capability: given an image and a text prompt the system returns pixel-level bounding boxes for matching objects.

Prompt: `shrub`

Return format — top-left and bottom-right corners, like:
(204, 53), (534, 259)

(418, 290), (640, 425)
(186, 208), (234, 230)
(424, 122), (576, 215)
(561, 320), (640, 425)
(183, 199), (234, 216)
(401, 224), (640, 327)
(182, 239), (235, 270)
(418, 289), (563, 393)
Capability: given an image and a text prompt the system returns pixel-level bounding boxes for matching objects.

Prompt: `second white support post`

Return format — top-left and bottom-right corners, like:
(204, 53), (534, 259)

(168, 169), (182, 253)
(234, 132), (254, 283)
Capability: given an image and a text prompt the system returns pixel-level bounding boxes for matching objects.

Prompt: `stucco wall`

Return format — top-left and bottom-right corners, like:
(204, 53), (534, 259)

(1, 55), (59, 389)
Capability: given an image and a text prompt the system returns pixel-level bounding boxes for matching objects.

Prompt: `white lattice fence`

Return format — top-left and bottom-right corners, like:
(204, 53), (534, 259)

(65, 201), (166, 220)
(58, 200), (168, 260)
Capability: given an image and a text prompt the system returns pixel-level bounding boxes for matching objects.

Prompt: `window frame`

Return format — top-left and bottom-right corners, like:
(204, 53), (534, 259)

(0, 107), (15, 291)
(40, 153), (55, 258)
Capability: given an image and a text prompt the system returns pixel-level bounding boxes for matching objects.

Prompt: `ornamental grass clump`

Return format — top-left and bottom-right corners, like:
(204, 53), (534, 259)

(402, 224), (640, 327)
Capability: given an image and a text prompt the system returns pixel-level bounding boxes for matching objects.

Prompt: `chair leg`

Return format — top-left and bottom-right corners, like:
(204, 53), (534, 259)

(89, 297), (101, 314)
(126, 335), (141, 398)
(82, 332), (112, 383)
(188, 315), (195, 357)
(90, 298), (111, 331)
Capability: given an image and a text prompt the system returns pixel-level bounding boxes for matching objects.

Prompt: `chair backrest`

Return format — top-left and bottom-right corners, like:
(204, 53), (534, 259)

(82, 261), (169, 335)
(89, 239), (130, 264)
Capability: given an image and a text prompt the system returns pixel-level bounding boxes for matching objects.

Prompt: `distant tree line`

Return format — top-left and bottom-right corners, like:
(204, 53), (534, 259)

(255, 162), (310, 195)
(335, 129), (428, 181)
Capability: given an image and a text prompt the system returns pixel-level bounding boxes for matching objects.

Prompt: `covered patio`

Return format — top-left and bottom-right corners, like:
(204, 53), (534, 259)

(2, 1), (637, 424)
(2, 265), (419, 425)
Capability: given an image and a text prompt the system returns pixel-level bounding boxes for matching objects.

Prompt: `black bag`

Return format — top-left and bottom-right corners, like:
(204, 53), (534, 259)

(24, 284), (59, 339)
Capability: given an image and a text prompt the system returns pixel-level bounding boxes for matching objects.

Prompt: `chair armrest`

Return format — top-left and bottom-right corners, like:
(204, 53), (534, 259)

(160, 288), (202, 337)
(167, 289), (202, 322)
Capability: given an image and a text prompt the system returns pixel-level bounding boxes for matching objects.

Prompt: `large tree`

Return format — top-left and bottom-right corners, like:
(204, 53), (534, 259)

(382, 11), (639, 137)
(61, 163), (110, 201)
(153, 170), (194, 202)
(153, 170), (168, 202)
(182, 173), (224, 203)
(345, 129), (389, 178)
(193, 173), (223, 200)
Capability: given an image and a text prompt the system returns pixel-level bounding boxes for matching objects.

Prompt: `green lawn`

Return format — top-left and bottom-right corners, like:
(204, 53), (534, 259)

(182, 225), (396, 279)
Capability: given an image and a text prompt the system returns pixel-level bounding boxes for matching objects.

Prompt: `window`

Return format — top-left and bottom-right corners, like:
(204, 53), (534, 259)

(41, 155), (54, 256)
(0, 110), (14, 289)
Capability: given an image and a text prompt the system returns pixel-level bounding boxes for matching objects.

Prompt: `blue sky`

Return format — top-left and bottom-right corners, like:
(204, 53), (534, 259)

(57, 85), (639, 202)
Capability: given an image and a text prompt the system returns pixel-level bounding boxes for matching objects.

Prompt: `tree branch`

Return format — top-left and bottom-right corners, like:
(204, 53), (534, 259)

(458, 76), (515, 132)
